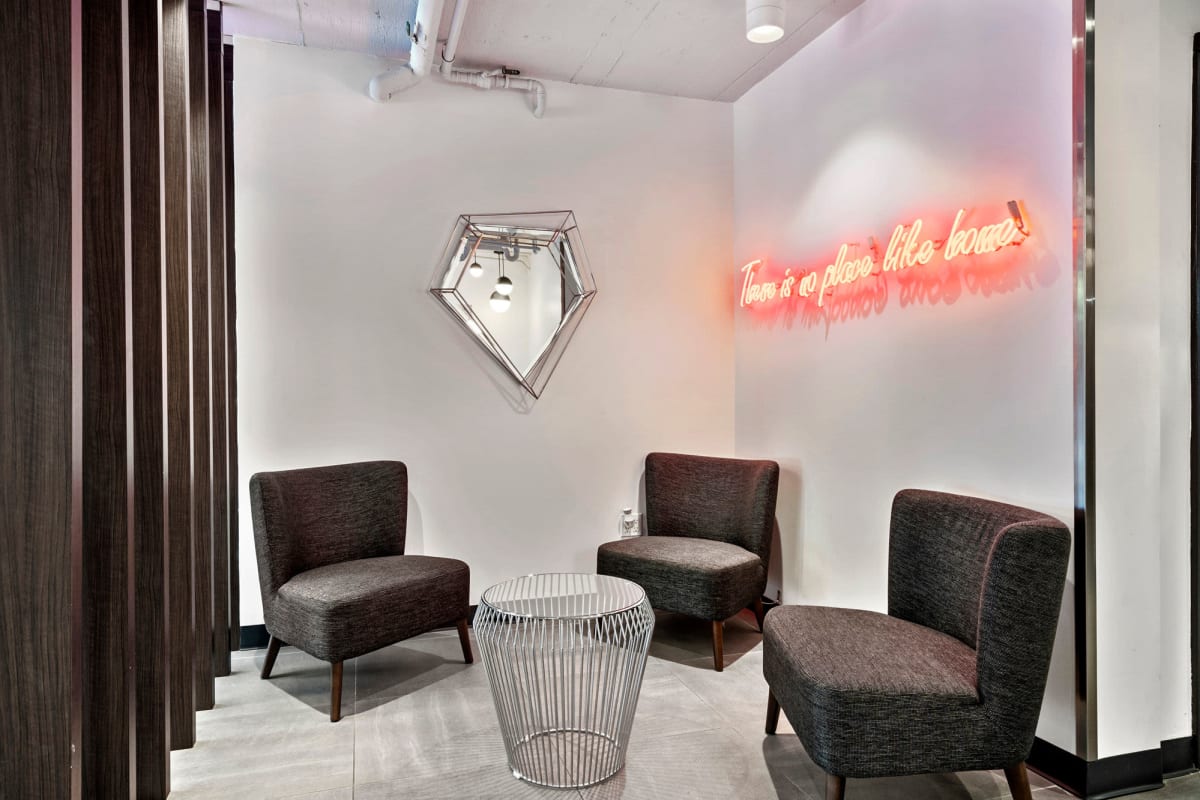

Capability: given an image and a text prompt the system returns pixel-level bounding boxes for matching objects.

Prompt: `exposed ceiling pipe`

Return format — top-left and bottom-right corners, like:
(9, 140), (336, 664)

(367, 0), (444, 102)
(441, 0), (470, 65)
(442, 67), (546, 119)
(369, 0), (547, 118)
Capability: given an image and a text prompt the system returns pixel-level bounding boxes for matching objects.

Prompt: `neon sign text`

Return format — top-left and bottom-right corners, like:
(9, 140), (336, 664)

(740, 202), (1030, 309)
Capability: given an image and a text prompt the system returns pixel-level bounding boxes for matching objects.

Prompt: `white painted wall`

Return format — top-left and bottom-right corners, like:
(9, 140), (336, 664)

(233, 38), (735, 624)
(1093, 0), (1199, 757)
(731, 0), (1077, 750)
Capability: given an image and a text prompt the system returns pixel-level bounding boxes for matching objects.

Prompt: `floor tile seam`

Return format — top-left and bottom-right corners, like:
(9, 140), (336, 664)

(664, 662), (760, 724)
(780, 769), (822, 800)
(270, 782), (356, 800)
(642, 667), (728, 733)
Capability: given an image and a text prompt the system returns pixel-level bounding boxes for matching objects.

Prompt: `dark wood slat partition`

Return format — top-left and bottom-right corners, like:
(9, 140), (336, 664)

(164, 0), (197, 750)
(130, 0), (172, 793)
(188, 0), (216, 712)
(208, 8), (231, 679)
(2, 4), (241, 793)
(80, 0), (135, 793)
(224, 42), (241, 654)
(0, 1), (76, 796)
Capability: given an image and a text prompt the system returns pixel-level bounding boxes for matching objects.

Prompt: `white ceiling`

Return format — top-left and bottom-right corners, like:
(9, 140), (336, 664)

(220, 0), (862, 102)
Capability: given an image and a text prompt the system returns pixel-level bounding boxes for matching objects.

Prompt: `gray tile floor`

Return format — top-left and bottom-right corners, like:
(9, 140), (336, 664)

(172, 611), (1200, 799)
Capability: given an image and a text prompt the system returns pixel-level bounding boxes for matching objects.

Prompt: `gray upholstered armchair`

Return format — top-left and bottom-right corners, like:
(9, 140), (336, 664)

(596, 452), (780, 671)
(250, 460), (472, 722)
(763, 489), (1070, 800)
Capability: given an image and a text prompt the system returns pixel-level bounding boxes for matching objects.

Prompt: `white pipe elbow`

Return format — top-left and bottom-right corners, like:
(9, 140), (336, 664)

(529, 80), (546, 118)
(368, 65), (420, 102)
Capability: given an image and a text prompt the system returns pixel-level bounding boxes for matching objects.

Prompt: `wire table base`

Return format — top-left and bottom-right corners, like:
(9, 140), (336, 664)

(474, 573), (655, 788)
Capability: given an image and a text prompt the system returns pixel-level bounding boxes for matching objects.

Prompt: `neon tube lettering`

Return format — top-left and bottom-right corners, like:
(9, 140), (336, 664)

(739, 200), (1030, 310)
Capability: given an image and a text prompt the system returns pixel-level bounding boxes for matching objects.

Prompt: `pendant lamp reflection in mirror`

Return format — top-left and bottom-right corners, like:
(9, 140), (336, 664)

(494, 252), (514, 297)
(489, 290), (511, 312)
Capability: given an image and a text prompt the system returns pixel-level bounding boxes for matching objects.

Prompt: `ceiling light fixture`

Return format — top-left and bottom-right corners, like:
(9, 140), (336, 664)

(746, 0), (785, 44)
(468, 261), (483, 277)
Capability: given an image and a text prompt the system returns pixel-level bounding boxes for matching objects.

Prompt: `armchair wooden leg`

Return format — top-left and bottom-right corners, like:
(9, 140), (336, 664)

(712, 620), (724, 672)
(753, 597), (766, 632)
(330, 661), (344, 723)
(1003, 762), (1032, 800)
(825, 773), (845, 800)
(261, 635), (282, 679)
(765, 691), (780, 734)
(456, 617), (473, 664)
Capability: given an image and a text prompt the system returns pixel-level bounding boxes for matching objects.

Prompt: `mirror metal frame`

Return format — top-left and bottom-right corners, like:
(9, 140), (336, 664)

(429, 210), (598, 399)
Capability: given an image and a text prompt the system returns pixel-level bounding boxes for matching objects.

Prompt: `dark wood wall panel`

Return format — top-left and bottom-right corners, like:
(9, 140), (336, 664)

(188, 0), (216, 712)
(80, 0), (135, 793)
(2, 4), (240, 793)
(224, 42), (240, 653)
(208, 8), (231, 679)
(130, 0), (171, 794)
(0, 1), (75, 796)
(164, 0), (196, 750)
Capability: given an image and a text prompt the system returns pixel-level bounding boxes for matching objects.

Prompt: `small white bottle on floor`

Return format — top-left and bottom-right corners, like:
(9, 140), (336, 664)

(619, 507), (641, 538)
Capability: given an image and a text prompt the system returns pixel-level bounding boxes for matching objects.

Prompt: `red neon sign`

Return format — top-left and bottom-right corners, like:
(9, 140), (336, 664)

(739, 201), (1031, 309)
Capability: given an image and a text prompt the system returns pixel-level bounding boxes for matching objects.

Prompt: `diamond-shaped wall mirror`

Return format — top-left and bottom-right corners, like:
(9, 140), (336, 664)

(430, 211), (598, 399)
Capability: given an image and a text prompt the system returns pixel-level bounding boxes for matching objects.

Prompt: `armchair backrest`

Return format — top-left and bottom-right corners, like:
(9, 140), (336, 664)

(887, 489), (1070, 711)
(645, 452), (779, 566)
(250, 461), (408, 603)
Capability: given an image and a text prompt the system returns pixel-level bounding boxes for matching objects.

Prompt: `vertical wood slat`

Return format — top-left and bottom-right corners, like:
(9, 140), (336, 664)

(164, 0), (196, 750)
(207, 7), (230, 679)
(81, 0), (135, 793)
(71, 1), (86, 791)
(187, 0), (216, 712)
(0, 0), (75, 796)
(224, 42), (240, 654)
(130, 0), (171, 793)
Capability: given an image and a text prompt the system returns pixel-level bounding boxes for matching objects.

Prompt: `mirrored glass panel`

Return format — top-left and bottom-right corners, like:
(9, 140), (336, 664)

(430, 211), (597, 399)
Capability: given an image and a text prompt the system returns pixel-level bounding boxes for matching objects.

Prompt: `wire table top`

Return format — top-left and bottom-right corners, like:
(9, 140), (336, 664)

(480, 572), (648, 620)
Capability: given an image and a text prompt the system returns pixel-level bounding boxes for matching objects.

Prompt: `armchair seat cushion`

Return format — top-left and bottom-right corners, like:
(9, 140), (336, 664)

(762, 605), (1020, 778)
(267, 555), (469, 663)
(597, 536), (764, 621)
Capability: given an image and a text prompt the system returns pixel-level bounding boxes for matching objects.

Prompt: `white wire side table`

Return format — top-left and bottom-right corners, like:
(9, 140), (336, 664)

(474, 573), (655, 789)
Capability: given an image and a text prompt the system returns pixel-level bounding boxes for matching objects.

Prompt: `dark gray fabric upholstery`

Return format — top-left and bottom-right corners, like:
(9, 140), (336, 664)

(763, 489), (1070, 779)
(250, 461), (470, 664)
(596, 536), (764, 621)
(888, 489), (1057, 650)
(645, 452), (778, 567)
(596, 452), (779, 622)
(251, 461), (408, 603)
(271, 555), (468, 663)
